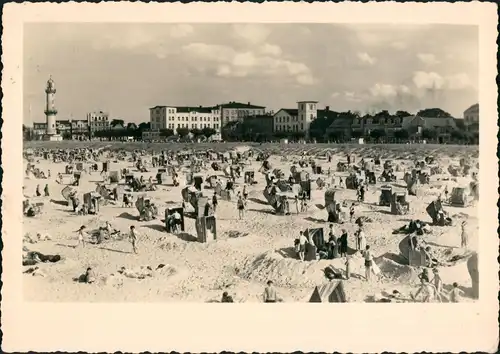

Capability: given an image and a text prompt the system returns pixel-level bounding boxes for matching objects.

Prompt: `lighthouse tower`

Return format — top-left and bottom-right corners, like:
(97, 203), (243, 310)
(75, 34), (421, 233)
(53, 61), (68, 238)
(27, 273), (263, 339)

(44, 76), (62, 141)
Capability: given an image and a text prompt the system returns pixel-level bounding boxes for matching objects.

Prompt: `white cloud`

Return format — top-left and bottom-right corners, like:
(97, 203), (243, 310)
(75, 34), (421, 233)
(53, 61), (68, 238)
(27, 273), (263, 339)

(331, 92), (340, 98)
(369, 83), (410, 98)
(412, 71), (473, 91)
(417, 53), (440, 66)
(357, 52), (376, 66)
(344, 91), (362, 102)
(446, 73), (472, 90)
(232, 24), (270, 44)
(170, 24), (194, 38)
(181, 42), (315, 85)
(412, 71), (446, 90)
(259, 44), (282, 56)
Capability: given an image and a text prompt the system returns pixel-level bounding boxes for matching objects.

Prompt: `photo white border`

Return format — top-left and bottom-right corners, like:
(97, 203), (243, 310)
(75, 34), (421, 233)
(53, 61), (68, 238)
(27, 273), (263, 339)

(2, 2), (499, 352)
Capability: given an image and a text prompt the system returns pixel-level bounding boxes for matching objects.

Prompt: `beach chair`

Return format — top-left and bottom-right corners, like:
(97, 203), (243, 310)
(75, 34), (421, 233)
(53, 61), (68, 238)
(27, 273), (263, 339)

(391, 192), (409, 215)
(195, 216), (217, 243)
(378, 185), (392, 206)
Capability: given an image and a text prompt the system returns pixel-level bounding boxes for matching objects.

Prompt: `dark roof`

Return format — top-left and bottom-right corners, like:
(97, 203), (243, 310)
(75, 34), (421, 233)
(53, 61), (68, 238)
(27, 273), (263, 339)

(219, 102), (265, 109)
(317, 109), (339, 120)
(297, 100), (319, 103)
(414, 116), (457, 128)
(149, 105), (216, 113)
(277, 108), (298, 116)
(464, 103), (479, 112)
(327, 117), (353, 129)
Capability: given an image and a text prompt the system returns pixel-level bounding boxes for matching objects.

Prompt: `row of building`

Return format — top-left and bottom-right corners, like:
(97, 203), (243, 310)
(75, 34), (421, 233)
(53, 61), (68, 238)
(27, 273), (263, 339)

(31, 111), (113, 140)
(145, 100), (479, 140)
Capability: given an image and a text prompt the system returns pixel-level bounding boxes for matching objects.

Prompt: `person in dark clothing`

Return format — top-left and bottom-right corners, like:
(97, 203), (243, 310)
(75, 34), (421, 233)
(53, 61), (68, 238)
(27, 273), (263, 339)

(221, 291), (234, 303)
(339, 229), (348, 257)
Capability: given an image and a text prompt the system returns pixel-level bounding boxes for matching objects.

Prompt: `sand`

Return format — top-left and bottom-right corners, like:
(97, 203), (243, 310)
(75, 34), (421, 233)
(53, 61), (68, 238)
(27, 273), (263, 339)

(22, 143), (479, 302)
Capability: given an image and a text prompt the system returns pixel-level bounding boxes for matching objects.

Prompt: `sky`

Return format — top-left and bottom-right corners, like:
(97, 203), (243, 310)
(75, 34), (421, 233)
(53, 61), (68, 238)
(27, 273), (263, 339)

(24, 23), (478, 124)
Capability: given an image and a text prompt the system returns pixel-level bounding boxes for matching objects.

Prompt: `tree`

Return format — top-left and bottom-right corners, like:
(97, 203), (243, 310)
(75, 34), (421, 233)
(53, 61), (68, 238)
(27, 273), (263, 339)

(110, 119), (125, 128)
(351, 130), (363, 139)
(450, 129), (466, 142)
(190, 128), (203, 138)
(421, 128), (438, 140)
(202, 127), (217, 139)
(394, 129), (410, 141)
(160, 129), (174, 138)
(395, 110), (412, 118)
(176, 127), (190, 138)
(369, 128), (386, 141)
(417, 108), (453, 118)
(454, 119), (466, 131)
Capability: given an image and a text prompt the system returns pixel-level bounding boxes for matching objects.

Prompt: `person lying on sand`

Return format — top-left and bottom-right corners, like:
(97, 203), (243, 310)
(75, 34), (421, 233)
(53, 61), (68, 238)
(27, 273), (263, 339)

(117, 265), (153, 279)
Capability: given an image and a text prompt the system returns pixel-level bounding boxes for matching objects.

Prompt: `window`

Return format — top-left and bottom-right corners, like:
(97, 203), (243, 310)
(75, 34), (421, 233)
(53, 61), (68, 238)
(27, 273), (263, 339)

(287, 117), (290, 123)
(310, 114), (313, 119)
(309, 104), (313, 110)
(301, 123), (304, 130)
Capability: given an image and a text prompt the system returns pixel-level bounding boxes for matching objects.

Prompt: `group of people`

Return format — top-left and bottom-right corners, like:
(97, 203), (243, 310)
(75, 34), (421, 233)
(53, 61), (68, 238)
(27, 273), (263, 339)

(75, 223), (139, 254)
(411, 268), (464, 302)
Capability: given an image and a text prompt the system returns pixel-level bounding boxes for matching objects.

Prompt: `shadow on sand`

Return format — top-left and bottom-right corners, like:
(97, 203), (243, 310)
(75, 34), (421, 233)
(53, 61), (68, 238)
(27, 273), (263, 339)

(304, 216), (325, 223)
(50, 199), (68, 207)
(117, 212), (138, 220)
(98, 247), (131, 254)
(55, 243), (76, 249)
(226, 230), (249, 238)
(248, 198), (268, 206)
(141, 224), (166, 232)
(248, 208), (275, 215)
(173, 232), (198, 242)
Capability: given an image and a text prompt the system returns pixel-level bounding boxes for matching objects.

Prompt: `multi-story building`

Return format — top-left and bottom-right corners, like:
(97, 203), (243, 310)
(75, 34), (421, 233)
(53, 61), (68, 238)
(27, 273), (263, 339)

(87, 111), (110, 134)
(218, 101), (266, 127)
(273, 101), (321, 138)
(463, 103), (479, 129)
(33, 122), (48, 139)
(149, 105), (221, 134)
(350, 114), (415, 136)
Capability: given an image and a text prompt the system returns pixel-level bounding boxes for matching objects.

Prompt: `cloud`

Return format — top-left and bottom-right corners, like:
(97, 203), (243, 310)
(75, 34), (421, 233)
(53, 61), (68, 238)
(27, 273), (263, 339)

(331, 92), (340, 98)
(412, 71), (446, 90)
(181, 42), (315, 85)
(417, 53), (440, 66)
(170, 24), (194, 38)
(446, 73), (472, 90)
(344, 91), (362, 102)
(369, 83), (410, 98)
(232, 24), (270, 44)
(357, 52), (376, 66)
(391, 41), (406, 50)
(259, 44), (282, 56)
(412, 71), (473, 91)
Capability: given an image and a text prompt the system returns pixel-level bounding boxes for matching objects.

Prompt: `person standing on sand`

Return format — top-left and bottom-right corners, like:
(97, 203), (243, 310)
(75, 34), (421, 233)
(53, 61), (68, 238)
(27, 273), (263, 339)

(242, 184), (248, 200)
(212, 192), (218, 213)
(431, 267), (444, 302)
(44, 184), (50, 197)
(447, 282), (464, 303)
(129, 225), (139, 254)
(76, 225), (86, 248)
(237, 195), (245, 220)
(339, 229), (348, 257)
(356, 227), (366, 251)
(411, 277), (436, 303)
(349, 203), (355, 222)
(460, 220), (469, 248)
(344, 256), (351, 280)
(364, 245), (373, 281)
(298, 231), (308, 262)
(294, 195), (300, 214)
(36, 184), (41, 197)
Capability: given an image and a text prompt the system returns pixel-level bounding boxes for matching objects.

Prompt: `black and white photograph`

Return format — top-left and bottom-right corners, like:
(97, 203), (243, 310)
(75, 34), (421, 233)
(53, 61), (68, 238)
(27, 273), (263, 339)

(2, 2), (498, 353)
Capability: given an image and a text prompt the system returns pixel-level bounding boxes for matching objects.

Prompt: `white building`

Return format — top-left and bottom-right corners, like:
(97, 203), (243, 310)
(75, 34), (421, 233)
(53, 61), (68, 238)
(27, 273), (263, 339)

(87, 111), (110, 134)
(273, 100), (318, 138)
(463, 103), (479, 125)
(149, 105), (221, 134)
(218, 101), (266, 127)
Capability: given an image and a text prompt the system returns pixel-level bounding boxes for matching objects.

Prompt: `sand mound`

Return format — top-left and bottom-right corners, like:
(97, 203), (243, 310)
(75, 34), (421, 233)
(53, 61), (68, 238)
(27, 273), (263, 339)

(238, 250), (327, 288)
(375, 255), (419, 283)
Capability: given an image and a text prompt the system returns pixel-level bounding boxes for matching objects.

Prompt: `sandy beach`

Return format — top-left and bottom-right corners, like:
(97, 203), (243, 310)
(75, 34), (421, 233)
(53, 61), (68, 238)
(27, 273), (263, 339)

(22, 143), (479, 303)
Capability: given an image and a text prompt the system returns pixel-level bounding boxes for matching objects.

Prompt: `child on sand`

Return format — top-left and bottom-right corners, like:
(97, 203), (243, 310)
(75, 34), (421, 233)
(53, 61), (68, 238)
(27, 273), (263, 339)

(431, 267), (444, 302)
(344, 256), (351, 280)
(448, 282), (464, 303)
(129, 225), (139, 254)
(349, 203), (355, 222)
(76, 225), (86, 248)
(294, 195), (300, 214)
(460, 220), (469, 248)
(237, 195), (245, 220)
(364, 245), (373, 281)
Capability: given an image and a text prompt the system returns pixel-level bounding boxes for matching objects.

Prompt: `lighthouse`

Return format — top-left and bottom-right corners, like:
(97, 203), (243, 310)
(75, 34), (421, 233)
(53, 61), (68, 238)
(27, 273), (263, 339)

(44, 76), (62, 141)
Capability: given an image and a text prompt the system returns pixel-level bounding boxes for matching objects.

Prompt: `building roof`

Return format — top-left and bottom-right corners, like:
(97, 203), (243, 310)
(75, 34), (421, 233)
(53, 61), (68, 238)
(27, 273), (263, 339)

(218, 101), (265, 109)
(149, 105), (216, 113)
(412, 116), (457, 128)
(464, 103), (479, 113)
(297, 100), (319, 103)
(317, 109), (339, 120)
(275, 108), (298, 117)
(326, 117), (353, 130)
